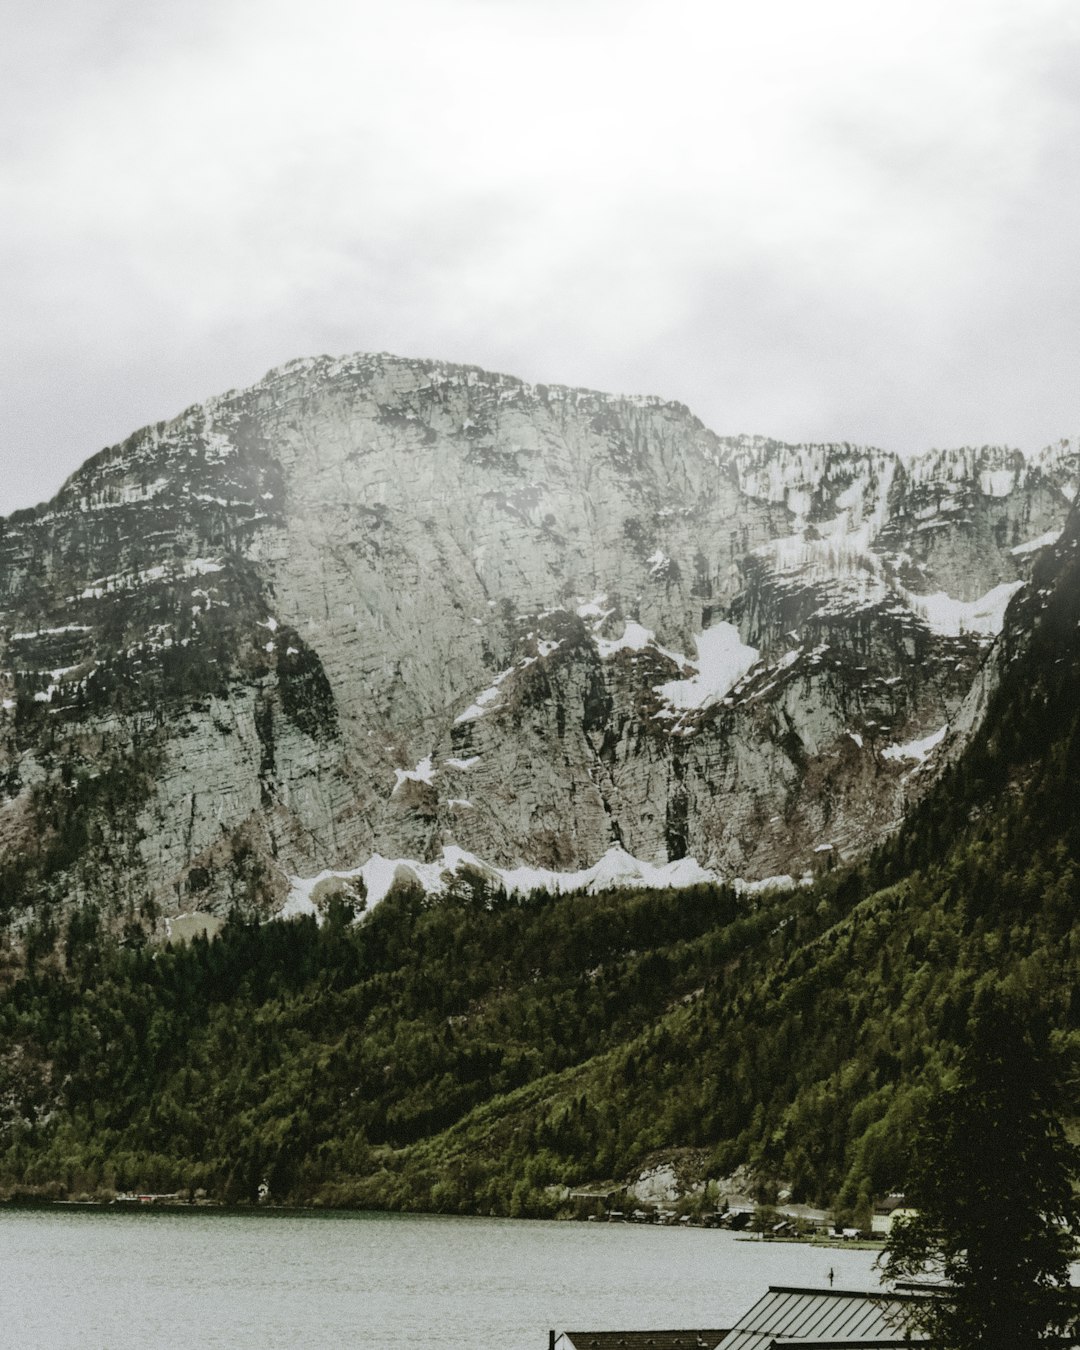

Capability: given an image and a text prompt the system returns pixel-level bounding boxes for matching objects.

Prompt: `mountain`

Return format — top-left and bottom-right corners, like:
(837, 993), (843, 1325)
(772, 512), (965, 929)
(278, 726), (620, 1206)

(3, 487), (1079, 1213)
(0, 352), (1076, 933)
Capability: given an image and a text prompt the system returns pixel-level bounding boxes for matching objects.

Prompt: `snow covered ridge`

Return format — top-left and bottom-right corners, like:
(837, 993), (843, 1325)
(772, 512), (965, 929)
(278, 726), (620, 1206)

(729, 438), (1073, 510)
(728, 438), (897, 521)
(282, 845), (727, 920)
(757, 514), (1027, 638)
(248, 350), (680, 417)
(282, 846), (819, 922)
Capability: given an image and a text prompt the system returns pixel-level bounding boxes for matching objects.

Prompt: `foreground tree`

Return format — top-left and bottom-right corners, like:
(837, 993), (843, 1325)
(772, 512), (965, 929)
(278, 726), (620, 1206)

(882, 992), (1080, 1350)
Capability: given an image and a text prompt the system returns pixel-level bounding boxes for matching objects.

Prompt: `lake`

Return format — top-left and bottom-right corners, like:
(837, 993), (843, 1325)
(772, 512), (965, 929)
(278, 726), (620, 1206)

(0, 1208), (885, 1349)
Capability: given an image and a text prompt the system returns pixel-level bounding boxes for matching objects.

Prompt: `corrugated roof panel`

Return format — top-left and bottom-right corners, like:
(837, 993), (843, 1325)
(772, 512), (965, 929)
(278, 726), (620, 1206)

(719, 1287), (918, 1350)
(760, 1292), (804, 1334)
(819, 1297), (886, 1339)
(796, 1295), (853, 1338)
(561, 1334), (728, 1350)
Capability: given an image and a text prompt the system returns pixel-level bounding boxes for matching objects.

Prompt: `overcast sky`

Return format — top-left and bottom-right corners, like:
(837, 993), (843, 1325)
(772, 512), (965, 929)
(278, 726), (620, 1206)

(3, 0), (1079, 516)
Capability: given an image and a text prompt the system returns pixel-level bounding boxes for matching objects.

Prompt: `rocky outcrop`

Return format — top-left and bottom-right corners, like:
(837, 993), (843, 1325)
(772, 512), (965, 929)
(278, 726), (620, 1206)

(0, 352), (1073, 928)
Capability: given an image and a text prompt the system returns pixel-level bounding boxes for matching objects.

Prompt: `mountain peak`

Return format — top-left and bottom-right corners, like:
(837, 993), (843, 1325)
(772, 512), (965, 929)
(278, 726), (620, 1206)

(0, 354), (1073, 930)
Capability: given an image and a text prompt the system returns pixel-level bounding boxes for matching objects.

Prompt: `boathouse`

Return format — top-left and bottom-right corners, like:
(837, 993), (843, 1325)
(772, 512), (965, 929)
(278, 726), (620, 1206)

(551, 1282), (925, 1350)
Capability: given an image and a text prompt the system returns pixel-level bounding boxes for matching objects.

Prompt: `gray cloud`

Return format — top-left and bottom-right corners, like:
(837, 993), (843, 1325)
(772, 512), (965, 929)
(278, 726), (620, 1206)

(3, 0), (1079, 514)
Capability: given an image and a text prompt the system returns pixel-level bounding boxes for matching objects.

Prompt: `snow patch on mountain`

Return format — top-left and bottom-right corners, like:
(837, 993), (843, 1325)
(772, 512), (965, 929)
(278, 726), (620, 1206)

(979, 468), (1018, 498)
(1010, 528), (1062, 557)
(882, 724), (948, 762)
(904, 581), (1024, 638)
(284, 844), (724, 920)
(499, 846), (719, 896)
(9, 624), (91, 641)
(576, 595), (610, 619)
(79, 558), (223, 601)
(656, 625), (760, 711)
(734, 874), (802, 895)
(595, 621), (660, 659)
(454, 666), (516, 723)
(393, 756), (435, 793)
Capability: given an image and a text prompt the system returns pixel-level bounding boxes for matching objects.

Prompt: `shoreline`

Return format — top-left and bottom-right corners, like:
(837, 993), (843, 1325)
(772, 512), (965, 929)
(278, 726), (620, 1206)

(1, 1196), (886, 1249)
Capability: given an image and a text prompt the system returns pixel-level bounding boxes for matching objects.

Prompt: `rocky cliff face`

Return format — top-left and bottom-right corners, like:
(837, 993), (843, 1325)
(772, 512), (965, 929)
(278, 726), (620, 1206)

(0, 353), (1074, 930)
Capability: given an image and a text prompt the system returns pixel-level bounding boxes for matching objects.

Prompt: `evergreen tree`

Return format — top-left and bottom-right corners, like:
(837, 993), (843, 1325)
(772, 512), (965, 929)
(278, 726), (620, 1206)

(882, 993), (1080, 1350)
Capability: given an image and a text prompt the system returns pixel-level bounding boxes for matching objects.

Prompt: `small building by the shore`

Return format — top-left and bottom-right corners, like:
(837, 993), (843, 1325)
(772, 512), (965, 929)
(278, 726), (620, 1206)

(871, 1196), (918, 1236)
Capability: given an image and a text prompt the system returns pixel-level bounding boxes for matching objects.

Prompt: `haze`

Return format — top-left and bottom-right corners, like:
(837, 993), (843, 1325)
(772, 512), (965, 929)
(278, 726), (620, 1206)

(3, 0), (1079, 517)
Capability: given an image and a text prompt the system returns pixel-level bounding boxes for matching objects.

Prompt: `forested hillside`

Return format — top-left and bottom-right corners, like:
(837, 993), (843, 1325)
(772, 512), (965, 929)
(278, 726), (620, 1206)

(2, 512), (1078, 1218)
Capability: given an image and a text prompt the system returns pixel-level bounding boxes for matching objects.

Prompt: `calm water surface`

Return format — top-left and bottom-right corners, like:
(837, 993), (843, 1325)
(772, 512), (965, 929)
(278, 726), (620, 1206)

(0, 1208), (884, 1350)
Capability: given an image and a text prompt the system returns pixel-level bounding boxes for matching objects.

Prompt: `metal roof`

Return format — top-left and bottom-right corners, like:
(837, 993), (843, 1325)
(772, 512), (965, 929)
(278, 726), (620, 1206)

(560, 1332), (728, 1350)
(719, 1286), (920, 1350)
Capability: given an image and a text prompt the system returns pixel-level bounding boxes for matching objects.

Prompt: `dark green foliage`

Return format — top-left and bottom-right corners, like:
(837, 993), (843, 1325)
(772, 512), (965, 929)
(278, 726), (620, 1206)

(882, 994), (1080, 1350)
(0, 880), (756, 1207)
(0, 746), (159, 924)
